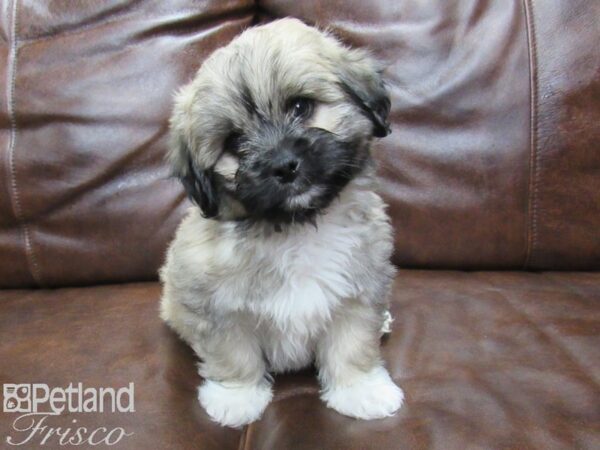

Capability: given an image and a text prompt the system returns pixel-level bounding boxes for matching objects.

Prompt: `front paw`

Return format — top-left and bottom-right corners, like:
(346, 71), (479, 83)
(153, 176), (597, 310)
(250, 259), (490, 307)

(198, 379), (273, 428)
(321, 366), (404, 420)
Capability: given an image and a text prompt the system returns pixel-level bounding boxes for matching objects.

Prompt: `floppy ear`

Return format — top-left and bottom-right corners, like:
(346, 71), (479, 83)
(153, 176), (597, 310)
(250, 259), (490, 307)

(167, 82), (221, 219)
(336, 51), (391, 138)
(181, 152), (220, 218)
(170, 136), (220, 219)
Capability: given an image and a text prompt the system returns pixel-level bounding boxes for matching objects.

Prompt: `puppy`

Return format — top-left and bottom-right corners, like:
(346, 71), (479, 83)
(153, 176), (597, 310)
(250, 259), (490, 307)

(160, 18), (403, 428)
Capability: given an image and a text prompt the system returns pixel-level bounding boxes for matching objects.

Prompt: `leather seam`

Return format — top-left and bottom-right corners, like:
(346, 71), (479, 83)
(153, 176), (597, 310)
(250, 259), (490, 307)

(523, 0), (540, 269)
(7, 0), (42, 286)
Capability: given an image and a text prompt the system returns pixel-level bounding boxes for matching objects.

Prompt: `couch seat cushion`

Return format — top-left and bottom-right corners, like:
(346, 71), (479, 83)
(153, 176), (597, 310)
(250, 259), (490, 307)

(1, 271), (598, 449)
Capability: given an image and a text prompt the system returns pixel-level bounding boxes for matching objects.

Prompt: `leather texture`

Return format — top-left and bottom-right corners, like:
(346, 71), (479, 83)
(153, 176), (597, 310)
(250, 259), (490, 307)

(0, 272), (598, 449)
(1, 0), (599, 287)
(260, 0), (600, 271)
(0, 0), (254, 287)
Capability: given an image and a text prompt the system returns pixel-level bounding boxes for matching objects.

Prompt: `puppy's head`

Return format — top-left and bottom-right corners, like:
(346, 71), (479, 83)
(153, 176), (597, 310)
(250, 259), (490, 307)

(169, 18), (390, 224)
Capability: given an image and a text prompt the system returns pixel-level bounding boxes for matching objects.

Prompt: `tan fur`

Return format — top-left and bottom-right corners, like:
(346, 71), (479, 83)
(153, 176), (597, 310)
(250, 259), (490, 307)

(160, 18), (403, 428)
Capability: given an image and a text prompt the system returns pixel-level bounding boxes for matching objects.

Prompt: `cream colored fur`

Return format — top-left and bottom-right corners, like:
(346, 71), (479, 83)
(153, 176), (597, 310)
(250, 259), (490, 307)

(160, 18), (403, 427)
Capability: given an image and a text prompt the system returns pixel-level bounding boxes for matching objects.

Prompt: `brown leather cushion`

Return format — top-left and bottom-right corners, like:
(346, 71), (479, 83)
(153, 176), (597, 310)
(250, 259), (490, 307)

(260, 0), (600, 271)
(1, 271), (598, 449)
(1, 0), (599, 288)
(0, 1), (253, 288)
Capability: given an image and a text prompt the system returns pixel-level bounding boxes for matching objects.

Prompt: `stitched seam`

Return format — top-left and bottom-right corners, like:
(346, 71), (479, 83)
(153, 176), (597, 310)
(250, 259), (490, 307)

(7, 0), (42, 286)
(523, 0), (540, 269)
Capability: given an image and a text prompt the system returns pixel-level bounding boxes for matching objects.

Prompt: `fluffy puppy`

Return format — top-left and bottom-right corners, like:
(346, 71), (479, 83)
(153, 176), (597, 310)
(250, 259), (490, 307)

(160, 18), (403, 427)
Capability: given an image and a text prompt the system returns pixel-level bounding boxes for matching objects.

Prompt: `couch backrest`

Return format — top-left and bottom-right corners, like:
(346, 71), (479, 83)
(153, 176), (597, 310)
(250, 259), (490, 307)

(1, 0), (598, 288)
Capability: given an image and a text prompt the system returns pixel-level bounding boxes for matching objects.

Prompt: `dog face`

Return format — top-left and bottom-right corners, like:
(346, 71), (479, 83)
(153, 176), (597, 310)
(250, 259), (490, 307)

(169, 18), (390, 224)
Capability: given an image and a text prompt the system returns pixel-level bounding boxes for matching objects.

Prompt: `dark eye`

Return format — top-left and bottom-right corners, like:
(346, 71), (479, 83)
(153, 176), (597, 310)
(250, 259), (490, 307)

(223, 131), (243, 154)
(289, 97), (314, 120)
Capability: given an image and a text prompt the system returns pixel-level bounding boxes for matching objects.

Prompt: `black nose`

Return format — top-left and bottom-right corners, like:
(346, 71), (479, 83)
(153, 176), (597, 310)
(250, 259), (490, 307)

(271, 157), (300, 183)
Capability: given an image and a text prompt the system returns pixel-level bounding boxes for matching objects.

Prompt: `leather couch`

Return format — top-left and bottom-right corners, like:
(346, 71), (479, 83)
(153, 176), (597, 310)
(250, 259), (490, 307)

(1, 1), (598, 449)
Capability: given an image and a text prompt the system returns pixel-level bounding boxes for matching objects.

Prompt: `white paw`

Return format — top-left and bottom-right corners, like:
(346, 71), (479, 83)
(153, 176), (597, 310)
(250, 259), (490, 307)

(198, 379), (273, 428)
(321, 366), (404, 420)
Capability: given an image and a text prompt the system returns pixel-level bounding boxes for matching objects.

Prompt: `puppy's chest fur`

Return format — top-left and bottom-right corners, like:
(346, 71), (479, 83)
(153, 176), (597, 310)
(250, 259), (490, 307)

(217, 194), (385, 370)
(165, 185), (393, 372)
(241, 218), (365, 308)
